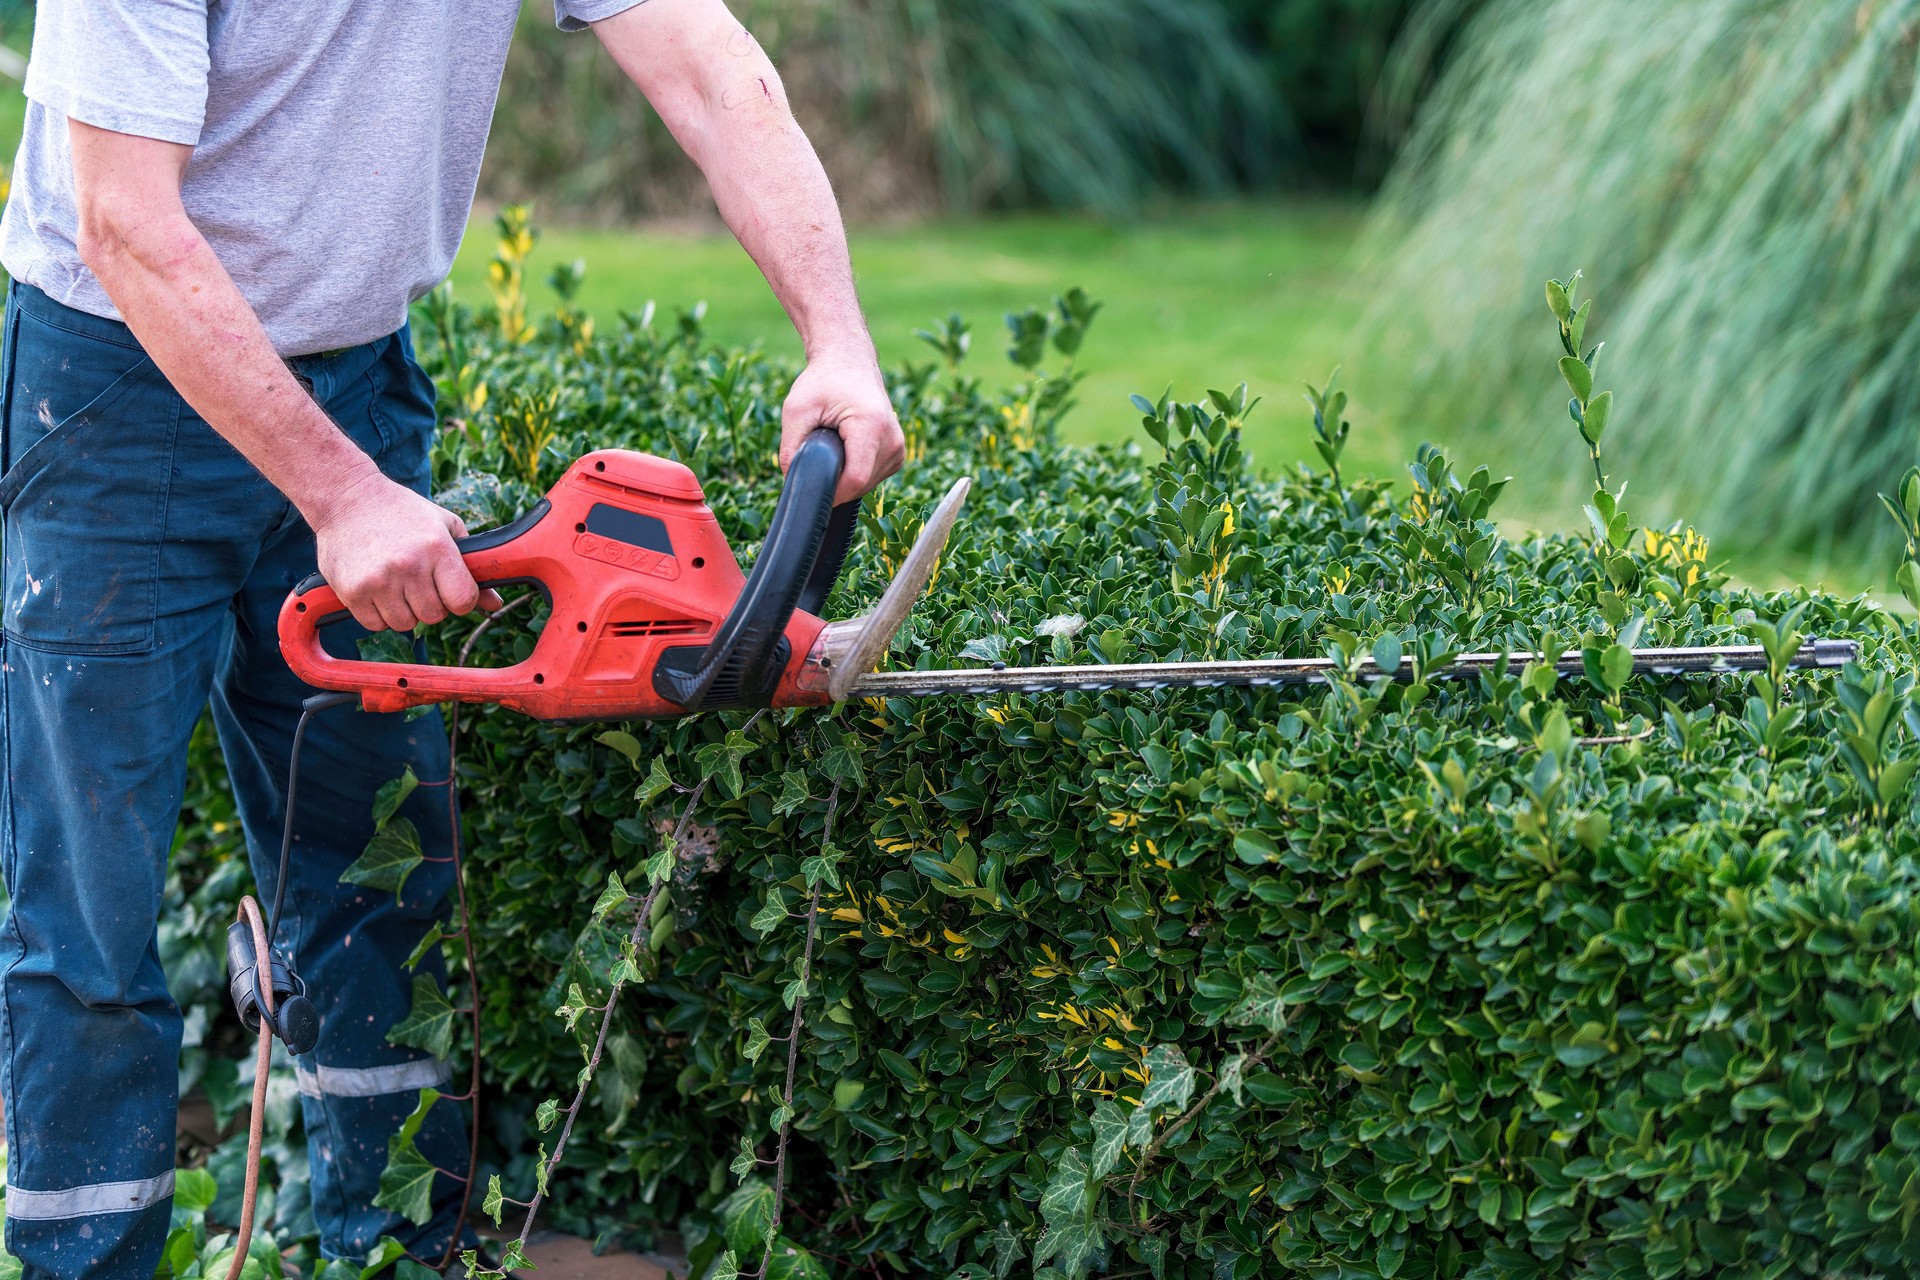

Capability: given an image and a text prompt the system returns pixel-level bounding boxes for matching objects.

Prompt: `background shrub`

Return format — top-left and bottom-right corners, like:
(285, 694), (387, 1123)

(161, 244), (1920, 1278)
(1362, 0), (1920, 563)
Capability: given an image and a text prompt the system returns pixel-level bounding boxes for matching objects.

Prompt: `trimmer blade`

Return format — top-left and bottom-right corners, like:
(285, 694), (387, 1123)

(826, 476), (971, 702)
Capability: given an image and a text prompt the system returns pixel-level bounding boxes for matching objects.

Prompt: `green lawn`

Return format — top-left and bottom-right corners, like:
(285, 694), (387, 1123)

(446, 203), (1391, 477)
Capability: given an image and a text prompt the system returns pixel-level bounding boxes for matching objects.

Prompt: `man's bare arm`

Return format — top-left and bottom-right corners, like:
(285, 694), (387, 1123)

(592, 0), (905, 504)
(68, 120), (495, 631)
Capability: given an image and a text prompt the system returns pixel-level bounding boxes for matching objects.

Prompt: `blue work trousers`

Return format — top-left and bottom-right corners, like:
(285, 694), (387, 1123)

(0, 283), (470, 1276)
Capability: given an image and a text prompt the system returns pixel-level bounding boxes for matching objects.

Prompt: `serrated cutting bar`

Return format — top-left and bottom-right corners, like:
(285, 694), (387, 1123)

(847, 639), (1858, 700)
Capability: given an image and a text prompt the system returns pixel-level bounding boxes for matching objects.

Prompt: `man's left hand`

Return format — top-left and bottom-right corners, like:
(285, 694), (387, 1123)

(780, 347), (906, 505)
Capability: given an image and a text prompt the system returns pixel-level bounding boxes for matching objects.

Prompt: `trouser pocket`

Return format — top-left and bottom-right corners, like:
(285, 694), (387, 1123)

(0, 297), (180, 655)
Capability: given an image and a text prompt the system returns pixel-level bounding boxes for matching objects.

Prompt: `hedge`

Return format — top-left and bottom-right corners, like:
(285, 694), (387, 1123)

(158, 231), (1920, 1280)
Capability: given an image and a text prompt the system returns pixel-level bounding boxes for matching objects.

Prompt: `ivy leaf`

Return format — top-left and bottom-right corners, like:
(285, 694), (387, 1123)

(611, 941), (648, 986)
(1218, 1053), (1249, 1107)
(821, 732), (866, 791)
(555, 983), (591, 1032)
(751, 889), (788, 935)
(396, 1088), (442, 1146)
(356, 1238), (408, 1280)
(772, 771), (810, 816)
(1089, 1098), (1132, 1179)
(1139, 1045), (1195, 1112)
(597, 729), (643, 767)
(482, 1174), (505, 1227)
(173, 1167), (218, 1213)
(1038, 1146), (1093, 1226)
(535, 1098), (562, 1131)
(372, 767), (419, 829)
(1139, 1233), (1168, 1279)
(801, 844), (845, 891)
(591, 871), (630, 924)
(710, 1250), (741, 1280)
(371, 1131), (437, 1226)
(988, 1221), (1025, 1280)
(1227, 974), (1287, 1032)
(387, 975), (455, 1060)
(341, 818), (425, 899)
(534, 1145), (550, 1198)
(782, 975), (809, 1010)
(769, 1102), (794, 1133)
(645, 838), (676, 886)
(744, 1016), (773, 1064)
(731, 1136), (757, 1179)
(696, 728), (754, 798)
(402, 922), (444, 972)
(633, 756), (674, 807)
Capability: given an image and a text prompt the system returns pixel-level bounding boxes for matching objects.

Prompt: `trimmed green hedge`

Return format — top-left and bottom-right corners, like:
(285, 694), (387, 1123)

(169, 255), (1920, 1280)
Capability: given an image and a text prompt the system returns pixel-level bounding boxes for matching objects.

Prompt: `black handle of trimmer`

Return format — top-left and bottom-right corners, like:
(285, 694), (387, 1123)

(653, 428), (859, 711)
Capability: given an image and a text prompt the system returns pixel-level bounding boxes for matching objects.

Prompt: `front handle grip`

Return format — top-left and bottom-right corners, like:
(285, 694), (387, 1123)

(653, 427), (853, 711)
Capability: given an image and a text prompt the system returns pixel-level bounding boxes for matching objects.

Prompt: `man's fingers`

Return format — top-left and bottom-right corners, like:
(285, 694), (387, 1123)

(478, 588), (507, 613)
(433, 551), (484, 617)
(347, 600), (388, 633)
(373, 592), (421, 634)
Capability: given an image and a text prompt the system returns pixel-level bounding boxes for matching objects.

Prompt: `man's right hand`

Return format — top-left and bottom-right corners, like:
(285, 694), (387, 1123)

(310, 471), (503, 632)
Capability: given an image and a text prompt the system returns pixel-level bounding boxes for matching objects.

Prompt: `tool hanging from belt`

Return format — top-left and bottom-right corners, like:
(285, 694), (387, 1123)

(227, 428), (1858, 1277)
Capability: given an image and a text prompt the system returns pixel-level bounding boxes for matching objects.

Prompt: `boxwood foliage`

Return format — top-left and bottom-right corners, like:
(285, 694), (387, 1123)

(173, 259), (1920, 1280)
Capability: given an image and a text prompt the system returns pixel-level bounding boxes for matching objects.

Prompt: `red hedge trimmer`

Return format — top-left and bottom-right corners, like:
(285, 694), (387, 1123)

(215, 430), (1852, 1275)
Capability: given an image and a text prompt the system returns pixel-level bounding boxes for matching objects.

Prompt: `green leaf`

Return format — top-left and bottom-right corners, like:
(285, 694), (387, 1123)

(1227, 973), (1287, 1032)
(1371, 633), (1402, 677)
(387, 975), (455, 1060)
(1089, 1098), (1131, 1178)
(801, 845), (846, 891)
(710, 1250), (741, 1280)
(745, 1016), (773, 1063)
(402, 922), (444, 972)
(633, 757), (674, 807)
(751, 889), (788, 935)
(988, 1221), (1025, 1280)
(591, 871), (630, 924)
(1545, 279), (1571, 323)
(719, 1179), (778, 1256)
(731, 1136), (758, 1179)
(1139, 1044), (1195, 1112)
(1038, 1146), (1093, 1226)
(597, 729), (643, 767)
(341, 818), (425, 899)
(372, 767), (419, 829)
(173, 1167), (219, 1214)
(1559, 355), (1593, 402)
(371, 1132), (438, 1226)
(645, 837), (676, 885)
(396, 1088), (443, 1146)
(772, 771), (811, 816)
(1584, 389), (1612, 442)
(1232, 829), (1279, 865)
(482, 1174), (505, 1227)
(821, 732), (866, 791)
(535, 1098), (562, 1131)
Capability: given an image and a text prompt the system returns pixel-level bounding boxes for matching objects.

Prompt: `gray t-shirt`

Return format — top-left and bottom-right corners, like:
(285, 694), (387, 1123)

(0, 0), (643, 356)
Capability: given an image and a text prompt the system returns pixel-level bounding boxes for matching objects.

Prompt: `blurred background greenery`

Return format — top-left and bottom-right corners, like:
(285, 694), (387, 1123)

(0, 0), (1908, 592)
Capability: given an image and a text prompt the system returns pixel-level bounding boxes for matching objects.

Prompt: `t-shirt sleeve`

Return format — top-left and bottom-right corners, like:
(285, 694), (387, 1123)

(553, 0), (651, 34)
(23, 0), (211, 146)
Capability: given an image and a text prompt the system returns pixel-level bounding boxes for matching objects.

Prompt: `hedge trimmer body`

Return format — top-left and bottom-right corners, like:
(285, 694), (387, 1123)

(279, 432), (1857, 720)
(279, 431), (970, 720)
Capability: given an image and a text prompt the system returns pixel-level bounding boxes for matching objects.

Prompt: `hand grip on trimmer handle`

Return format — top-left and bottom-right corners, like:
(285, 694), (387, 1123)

(278, 499), (556, 709)
(652, 428), (858, 711)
